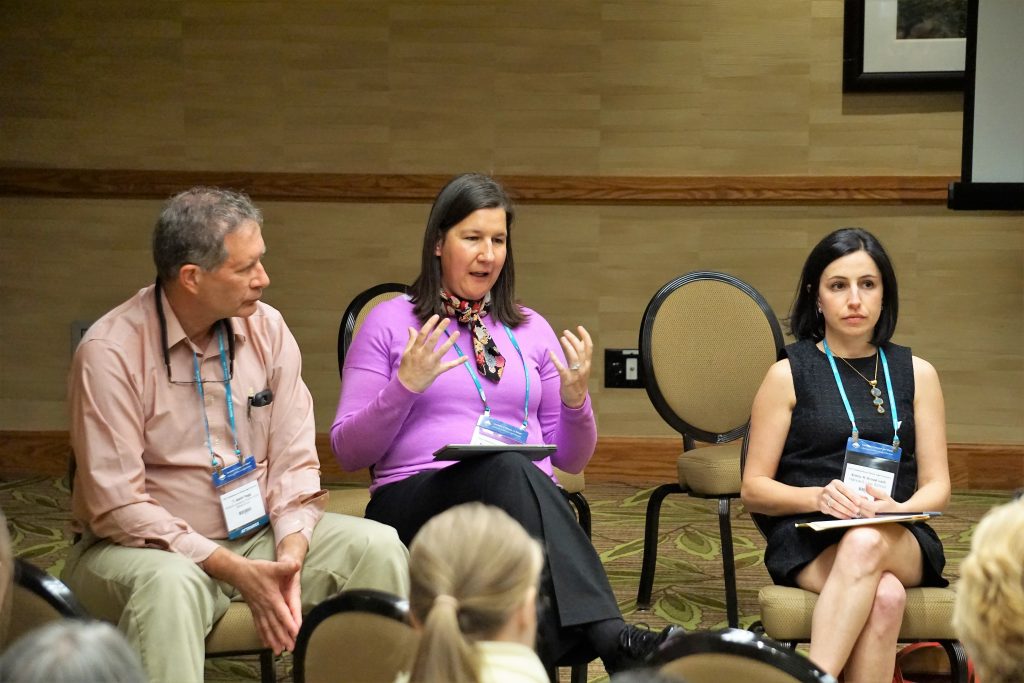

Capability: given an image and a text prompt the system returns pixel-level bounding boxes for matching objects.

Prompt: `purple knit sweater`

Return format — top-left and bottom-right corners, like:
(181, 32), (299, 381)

(330, 296), (597, 493)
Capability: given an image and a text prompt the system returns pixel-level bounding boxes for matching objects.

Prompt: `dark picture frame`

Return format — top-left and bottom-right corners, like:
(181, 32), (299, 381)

(843, 0), (967, 91)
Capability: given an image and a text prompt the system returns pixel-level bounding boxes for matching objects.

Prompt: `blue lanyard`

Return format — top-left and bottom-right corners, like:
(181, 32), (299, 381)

(193, 328), (244, 470)
(449, 324), (530, 429)
(822, 339), (900, 451)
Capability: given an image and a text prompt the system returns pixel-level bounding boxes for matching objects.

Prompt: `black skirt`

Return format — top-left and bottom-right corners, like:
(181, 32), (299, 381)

(762, 513), (949, 588)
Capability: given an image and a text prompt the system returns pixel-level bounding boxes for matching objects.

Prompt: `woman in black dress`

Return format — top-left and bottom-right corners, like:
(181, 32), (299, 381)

(741, 228), (950, 682)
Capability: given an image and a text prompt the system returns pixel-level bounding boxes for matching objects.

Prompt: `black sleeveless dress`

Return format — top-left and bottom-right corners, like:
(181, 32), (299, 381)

(757, 339), (948, 588)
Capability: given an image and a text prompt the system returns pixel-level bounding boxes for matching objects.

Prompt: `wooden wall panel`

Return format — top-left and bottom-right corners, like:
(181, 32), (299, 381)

(0, 0), (967, 176)
(1, 2), (1020, 447)
(2, 199), (1021, 445)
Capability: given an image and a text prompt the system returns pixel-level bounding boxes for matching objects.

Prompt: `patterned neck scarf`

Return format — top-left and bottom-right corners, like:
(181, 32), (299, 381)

(440, 289), (505, 382)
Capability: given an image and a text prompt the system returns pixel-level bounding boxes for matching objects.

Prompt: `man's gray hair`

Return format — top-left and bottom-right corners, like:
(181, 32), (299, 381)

(0, 620), (146, 683)
(153, 186), (263, 283)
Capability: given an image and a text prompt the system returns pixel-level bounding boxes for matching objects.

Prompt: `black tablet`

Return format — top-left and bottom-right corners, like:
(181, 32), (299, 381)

(432, 444), (557, 461)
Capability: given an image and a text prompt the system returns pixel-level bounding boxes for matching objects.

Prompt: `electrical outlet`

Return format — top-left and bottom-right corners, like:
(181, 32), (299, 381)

(71, 320), (92, 357)
(604, 348), (644, 388)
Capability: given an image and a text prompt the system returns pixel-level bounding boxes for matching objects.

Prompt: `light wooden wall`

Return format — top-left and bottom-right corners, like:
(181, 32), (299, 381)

(1, 1), (965, 175)
(2, 199), (1021, 444)
(1, 2), (1022, 444)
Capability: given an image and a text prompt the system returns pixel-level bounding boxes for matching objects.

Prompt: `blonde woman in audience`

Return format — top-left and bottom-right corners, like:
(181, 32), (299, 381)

(952, 497), (1024, 683)
(402, 502), (547, 683)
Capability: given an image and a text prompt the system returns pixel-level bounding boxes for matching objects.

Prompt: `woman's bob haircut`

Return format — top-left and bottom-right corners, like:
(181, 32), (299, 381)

(788, 227), (899, 345)
(409, 173), (524, 326)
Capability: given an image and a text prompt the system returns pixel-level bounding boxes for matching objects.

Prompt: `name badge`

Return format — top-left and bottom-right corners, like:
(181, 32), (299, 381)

(212, 455), (259, 488)
(841, 437), (902, 501)
(219, 479), (269, 540)
(470, 414), (529, 447)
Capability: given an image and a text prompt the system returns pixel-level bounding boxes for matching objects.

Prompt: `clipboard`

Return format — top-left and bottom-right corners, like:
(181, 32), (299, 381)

(795, 512), (941, 532)
(432, 444), (556, 461)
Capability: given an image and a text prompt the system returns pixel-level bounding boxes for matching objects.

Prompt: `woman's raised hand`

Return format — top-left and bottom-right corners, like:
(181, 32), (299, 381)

(397, 315), (470, 393)
(549, 325), (593, 409)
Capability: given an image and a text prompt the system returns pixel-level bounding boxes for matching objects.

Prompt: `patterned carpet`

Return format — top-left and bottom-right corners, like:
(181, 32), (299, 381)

(1, 475), (1010, 682)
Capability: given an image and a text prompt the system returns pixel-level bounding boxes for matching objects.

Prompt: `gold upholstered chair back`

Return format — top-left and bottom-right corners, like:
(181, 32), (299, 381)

(293, 589), (417, 683)
(635, 271), (784, 628)
(655, 628), (837, 683)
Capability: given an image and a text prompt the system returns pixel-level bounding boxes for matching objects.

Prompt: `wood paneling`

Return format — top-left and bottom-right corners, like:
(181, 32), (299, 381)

(0, 168), (956, 204)
(3, 431), (1020, 490)
(0, 1), (966, 176)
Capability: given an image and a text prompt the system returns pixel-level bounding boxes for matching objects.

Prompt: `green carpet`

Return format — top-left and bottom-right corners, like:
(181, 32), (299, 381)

(1, 476), (1010, 682)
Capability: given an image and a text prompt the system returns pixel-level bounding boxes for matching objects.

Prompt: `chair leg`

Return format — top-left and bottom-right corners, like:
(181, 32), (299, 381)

(569, 491), (592, 539)
(636, 483), (683, 610)
(718, 496), (738, 628)
(940, 640), (970, 683)
(570, 662), (588, 683)
(259, 650), (276, 683)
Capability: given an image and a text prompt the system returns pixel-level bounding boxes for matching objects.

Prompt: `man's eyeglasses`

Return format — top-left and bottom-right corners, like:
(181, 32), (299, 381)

(165, 362), (234, 385)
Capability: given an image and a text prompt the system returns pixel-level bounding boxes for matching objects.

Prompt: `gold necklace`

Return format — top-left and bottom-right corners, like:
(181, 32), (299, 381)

(837, 352), (885, 414)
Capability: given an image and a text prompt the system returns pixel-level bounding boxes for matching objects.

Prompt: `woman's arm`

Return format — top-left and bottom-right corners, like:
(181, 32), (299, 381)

(863, 356), (950, 514)
(741, 359), (824, 516)
(330, 309), (470, 471)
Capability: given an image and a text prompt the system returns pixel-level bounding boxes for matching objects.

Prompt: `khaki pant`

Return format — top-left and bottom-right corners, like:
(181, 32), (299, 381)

(63, 513), (409, 683)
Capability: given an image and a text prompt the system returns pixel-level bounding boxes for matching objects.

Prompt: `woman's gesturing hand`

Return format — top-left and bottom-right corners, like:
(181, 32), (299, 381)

(397, 315), (470, 393)
(549, 325), (593, 409)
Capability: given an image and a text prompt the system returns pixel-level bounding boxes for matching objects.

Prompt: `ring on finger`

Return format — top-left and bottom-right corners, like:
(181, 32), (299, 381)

(825, 495), (832, 508)
(570, 363), (581, 371)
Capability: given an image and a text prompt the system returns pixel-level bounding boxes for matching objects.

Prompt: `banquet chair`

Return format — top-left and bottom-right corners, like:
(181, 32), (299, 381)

(339, 282), (592, 683)
(2, 558), (89, 650)
(739, 444), (970, 683)
(65, 455), (277, 683)
(293, 589), (417, 683)
(653, 628), (837, 683)
(635, 271), (784, 628)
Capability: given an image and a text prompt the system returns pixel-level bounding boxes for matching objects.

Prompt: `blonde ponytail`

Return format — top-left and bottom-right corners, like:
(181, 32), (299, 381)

(407, 503), (544, 683)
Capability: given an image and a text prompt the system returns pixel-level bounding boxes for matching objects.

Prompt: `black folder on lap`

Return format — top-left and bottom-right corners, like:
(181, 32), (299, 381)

(432, 444), (557, 461)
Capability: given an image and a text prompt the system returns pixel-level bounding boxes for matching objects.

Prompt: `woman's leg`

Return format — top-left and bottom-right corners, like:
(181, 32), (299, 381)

(366, 453), (674, 673)
(795, 524), (923, 680)
(844, 572), (907, 682)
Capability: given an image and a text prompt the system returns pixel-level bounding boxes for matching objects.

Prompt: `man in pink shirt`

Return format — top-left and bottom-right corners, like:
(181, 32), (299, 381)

(63, 187), (408, 683)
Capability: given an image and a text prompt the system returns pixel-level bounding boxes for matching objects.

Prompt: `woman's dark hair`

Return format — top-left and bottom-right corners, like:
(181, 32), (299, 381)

(409, 173), (525, 326)
(787, 227), (899, 345)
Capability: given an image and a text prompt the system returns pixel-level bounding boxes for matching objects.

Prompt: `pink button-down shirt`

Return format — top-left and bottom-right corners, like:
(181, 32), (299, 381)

(69, 285), (326, 563)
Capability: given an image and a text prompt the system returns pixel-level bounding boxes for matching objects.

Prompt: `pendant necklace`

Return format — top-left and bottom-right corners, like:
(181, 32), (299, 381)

(837, 352), (885, 414)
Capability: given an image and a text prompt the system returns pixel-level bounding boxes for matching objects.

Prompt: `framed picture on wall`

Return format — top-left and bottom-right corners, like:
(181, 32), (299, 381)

(843, 0), (967, 91)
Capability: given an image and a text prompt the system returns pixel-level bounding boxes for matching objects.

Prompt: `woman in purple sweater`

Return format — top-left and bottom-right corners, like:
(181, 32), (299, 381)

(331, 173), (680, 675)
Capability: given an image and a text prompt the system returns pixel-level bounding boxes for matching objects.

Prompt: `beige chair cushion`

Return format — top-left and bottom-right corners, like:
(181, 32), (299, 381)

(205, 601), (265, 654)
(554, 468), (585, 494)
(662, 653), (806, 683)
(325, 487), (372, 518)
(302, 611), (418, 683)
(759, 585), (958, 641)
(676, 442), (742, 495)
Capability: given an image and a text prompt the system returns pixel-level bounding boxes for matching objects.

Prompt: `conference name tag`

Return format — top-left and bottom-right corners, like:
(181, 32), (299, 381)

(841, 437), (902, 501)
(470, 414), (529, 447)
(219, 479), (269, 540)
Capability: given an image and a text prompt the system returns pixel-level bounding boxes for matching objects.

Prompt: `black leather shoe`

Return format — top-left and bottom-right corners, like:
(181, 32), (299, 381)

(606, 623), (685, 673)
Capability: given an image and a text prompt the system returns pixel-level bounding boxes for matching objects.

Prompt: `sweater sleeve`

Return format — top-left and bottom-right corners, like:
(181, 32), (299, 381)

(330, 303), (422, 470)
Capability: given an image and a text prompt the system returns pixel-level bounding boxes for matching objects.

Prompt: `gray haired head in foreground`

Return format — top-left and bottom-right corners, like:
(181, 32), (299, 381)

(0, 619), (145, 683)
